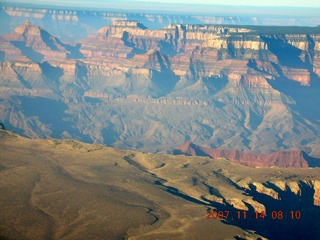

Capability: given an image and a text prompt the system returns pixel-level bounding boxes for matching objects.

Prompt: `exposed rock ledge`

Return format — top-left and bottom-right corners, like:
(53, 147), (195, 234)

(174, 141), (320, 168)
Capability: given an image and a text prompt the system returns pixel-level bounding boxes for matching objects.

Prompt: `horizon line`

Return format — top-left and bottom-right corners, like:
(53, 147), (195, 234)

(1, 1), (320, 17)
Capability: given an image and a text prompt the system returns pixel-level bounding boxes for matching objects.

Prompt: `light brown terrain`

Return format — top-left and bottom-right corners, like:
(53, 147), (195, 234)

(1, 130), (320, 240)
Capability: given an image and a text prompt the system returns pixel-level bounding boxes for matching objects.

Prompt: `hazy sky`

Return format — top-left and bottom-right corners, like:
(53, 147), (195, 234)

(135, 0), (320, 7)
(2, 0), (320, 8)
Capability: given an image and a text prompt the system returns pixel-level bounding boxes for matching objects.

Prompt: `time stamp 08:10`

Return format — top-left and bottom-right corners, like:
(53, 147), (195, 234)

(206, 210), (302, 220)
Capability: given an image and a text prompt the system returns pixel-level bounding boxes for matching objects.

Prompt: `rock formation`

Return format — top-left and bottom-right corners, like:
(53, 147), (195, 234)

(0, 21), (83, 62)
(174, 142), (320, 168)
(1, 21), (320, 158)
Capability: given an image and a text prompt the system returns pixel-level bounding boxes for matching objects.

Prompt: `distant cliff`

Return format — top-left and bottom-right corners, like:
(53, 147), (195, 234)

(1, 4), (320, 40)
(174, 141), (320, 168)
(1, 21), (320, 157)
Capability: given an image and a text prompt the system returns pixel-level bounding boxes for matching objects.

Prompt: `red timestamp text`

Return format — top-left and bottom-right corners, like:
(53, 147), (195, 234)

(206, 210), (230, 219)
(206, 210), (301, 220)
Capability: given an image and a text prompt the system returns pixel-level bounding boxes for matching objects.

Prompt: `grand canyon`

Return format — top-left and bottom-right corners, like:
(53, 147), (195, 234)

(0, 1), (320, 240)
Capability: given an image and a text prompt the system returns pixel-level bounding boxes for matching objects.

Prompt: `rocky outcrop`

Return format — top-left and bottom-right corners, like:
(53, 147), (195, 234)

(83, 91), (210, 106)
(0, 36), (22, 61)
(3, 21), (319, 91)
(241, 180), (320, 207)
(0, 56), (56, 91)
(2, 21), (67, 61)
(0, 21), (83, 62)
(79, 21), (320, 90)
(1, 22), (320, 158)
(174, 142), (320, 168)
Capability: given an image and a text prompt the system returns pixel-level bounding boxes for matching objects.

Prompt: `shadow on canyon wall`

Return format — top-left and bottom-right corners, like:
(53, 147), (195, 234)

(18, 96), (91, 142)
(11, 41), (44, 62)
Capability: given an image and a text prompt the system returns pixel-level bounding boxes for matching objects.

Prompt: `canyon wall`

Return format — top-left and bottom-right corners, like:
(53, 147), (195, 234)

(1, 21), (320, 157)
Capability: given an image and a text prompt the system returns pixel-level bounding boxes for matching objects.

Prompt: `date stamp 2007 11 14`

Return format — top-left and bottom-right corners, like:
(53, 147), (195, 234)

(206, 210), (301, 220)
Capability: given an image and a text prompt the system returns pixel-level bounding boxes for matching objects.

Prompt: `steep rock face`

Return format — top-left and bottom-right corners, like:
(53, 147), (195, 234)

(78, 22), (320, 116)
(250, 182), (279, 199)
(0, 56), (56, 91)
(245, 180), (320, 207)
(81, 20), (171, 58)
(80, 33), (132, 59)
(7, 21), (317, 92)
(0, 61), (23, 88)
(310, 180), (320, 206)
(1, 22), (320, 157)
(0, 36), (22, 61)
(2, 21), (67, 61)
(42, 53), (178, 98)
(174, 142), (320, 168)
(80, 21), (320, 89)
(0, 21), (83, 62)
